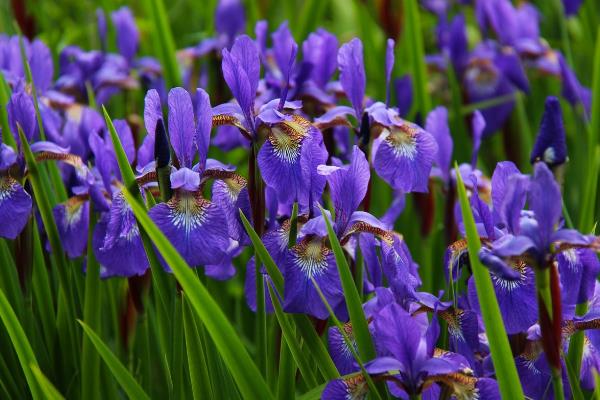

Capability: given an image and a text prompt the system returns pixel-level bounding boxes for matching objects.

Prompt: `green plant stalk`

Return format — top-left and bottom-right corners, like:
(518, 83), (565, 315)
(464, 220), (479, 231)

(571, 30), (600, 379)
(276, 335), (295, 400)
(30, 221), (56, 363)
(30, 364), (64, 400)
(454, 164), (525, 399)
(144, 0), (181, 88)
(78, 321), (151, 400)
(0, 289), (43, 399)
(405, 0), (431, 115)
(535, 268), (564, 400)
(0, 74), (17, 150)
(578, 31), (600, 233)
(266, 282), (319, 388)
(182, 294), (213, 400)
(81, 207), (101, 400)
(18, 127), (79, 365)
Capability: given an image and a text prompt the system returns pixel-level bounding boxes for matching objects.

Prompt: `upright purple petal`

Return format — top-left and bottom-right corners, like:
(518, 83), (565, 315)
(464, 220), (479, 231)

(168, 87), (196, 168)
(500, 173), (528, 234)
(338, 38), (366, 117)
(530, 96), (567, 167)
(29, 39), (54, 93)
(529, 162), (562, 248)
(319, 146), (369, 234)
(394, 75), (413, 117)
(228, 34), (260, 105)
(425, 106), (452, 183)
(222, 49), (253, 128)
(8, 90), (37, 144)
(195, 88), (212, 170)
(302, 29), (338, 88)
(385, 39), (395, 106)
(272, 23), (297, 81)
(471, 110), (485, 168)
(491, 161), (521, 217)
(112, 119), (135, 164)
(111, 7), (139, 62)
(215, 0), (246, 43)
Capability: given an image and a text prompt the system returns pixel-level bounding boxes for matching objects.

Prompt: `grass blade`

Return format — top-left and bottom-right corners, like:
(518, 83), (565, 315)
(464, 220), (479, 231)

(182, 294), (213, 400)
(81, 207), (101, 400)
(121, 187), (274, 400)
(266, 282), (318, 388)
(0, 289), (42, 399)
(405, 0), (431, 115)
(78, 320), (150, 400)
(319, 206), (375, 362)
(454, 163), (524, 399)
(143, 0), (181, 88)
(30, 365), (65, 400)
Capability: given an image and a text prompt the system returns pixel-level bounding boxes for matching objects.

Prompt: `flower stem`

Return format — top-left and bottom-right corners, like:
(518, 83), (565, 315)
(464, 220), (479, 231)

(536, 265), (565, 400)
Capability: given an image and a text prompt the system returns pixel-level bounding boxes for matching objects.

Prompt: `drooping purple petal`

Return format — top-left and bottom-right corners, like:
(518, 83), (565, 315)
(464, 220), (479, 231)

(168, 87), (196, 168)
(53, 198), (89, 258)
(0, 176), (32, 239)
(372, 121), (438, 193)
(148, 191), (229, 267)
(93, 191), (149, 277)
(338, 38), (366, 117)
(283, 237), (346, 320)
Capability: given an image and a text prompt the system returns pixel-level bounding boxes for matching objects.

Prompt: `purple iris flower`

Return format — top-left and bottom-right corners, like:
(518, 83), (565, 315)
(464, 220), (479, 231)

(317, 38), (438, 193)
(463, 42), (528, 136)
(297, 29), (339, 107)
(482, 162), (591, 270)
(148, 87), (232, 269)
(360, 301), (493, 398)
(0, 35), (54, 93)
(56, 46), (136, 104)
(475, 0), (591, 114)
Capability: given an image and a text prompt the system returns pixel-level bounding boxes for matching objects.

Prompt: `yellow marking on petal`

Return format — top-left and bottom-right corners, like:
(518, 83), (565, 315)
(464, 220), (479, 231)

(383, 124), (419, 160)
(292, 236), (330, 278)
